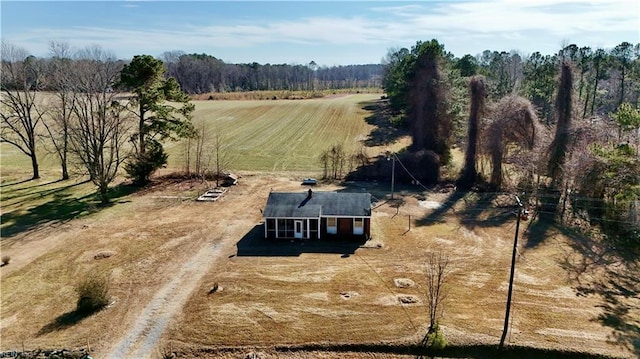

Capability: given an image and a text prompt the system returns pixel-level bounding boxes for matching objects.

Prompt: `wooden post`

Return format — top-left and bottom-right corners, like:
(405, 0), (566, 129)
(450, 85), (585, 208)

(408, 215), (411, 231)
(391, 155), (395, 199)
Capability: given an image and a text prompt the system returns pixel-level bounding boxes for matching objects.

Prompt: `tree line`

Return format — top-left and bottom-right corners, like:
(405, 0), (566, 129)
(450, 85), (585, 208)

(1, 46), (383, 95)
(380, 39), (640, 251)
(161, 52), (383, 94)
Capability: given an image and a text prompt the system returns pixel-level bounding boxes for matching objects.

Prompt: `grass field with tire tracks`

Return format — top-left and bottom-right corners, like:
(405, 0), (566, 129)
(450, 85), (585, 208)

(165, 94), (380, 172)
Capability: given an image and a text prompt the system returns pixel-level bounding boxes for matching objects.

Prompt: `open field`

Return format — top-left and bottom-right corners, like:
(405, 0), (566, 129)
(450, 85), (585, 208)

(1, 175), (637, 358)
(1, 95), (638, 358)
(166, 94), (383, 172)
(2, 93), (384, 177)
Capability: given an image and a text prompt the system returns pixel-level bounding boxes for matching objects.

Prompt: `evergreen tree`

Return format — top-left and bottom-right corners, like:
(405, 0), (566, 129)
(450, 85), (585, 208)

(119, 55), (195, 184)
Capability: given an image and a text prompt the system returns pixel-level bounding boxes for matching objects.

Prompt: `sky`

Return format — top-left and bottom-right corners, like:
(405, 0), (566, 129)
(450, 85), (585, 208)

(1, 0), (638, 66)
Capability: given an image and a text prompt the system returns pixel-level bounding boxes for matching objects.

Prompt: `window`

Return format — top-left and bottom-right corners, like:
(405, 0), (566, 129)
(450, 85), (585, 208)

(353, 218), (364, 235)
(326, 217), (337, 234)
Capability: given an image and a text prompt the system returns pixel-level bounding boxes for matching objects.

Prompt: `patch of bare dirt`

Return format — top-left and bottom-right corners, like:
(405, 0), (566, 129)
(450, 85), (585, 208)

(340, 291), (360, 300)
(93, 251), (115, 260)
(397, 295), (420, 305)
(393, 278), (415, 288)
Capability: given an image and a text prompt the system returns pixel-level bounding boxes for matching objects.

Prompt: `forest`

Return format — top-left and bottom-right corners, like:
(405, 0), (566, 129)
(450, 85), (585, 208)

(379, 39), (639, 255)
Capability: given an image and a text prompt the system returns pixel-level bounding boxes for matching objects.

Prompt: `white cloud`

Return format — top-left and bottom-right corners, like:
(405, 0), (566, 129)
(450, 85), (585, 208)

(2, 0), (637, 63)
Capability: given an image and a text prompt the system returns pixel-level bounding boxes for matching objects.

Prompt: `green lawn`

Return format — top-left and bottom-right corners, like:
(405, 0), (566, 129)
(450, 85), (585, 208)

(165, 94), (381, 172)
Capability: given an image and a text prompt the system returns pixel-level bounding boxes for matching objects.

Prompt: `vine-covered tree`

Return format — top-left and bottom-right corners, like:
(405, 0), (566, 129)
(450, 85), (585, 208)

(457, 76), (486, 190)
(119, 55), (195, 185)
(548, 63), (574, 190)
(406, 40), (451, 160)
(485, 96), (539, 189)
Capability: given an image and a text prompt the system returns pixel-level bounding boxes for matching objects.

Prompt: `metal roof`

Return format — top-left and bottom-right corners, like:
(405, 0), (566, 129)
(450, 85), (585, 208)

(263, 191), (371, 218)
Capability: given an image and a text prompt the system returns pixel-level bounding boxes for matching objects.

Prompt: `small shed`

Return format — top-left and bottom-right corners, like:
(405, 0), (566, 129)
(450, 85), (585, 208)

(262, 189), (371, 240)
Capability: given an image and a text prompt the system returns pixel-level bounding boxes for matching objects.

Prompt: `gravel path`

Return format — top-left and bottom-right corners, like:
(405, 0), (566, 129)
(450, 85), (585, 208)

(105, 240), (225, 358)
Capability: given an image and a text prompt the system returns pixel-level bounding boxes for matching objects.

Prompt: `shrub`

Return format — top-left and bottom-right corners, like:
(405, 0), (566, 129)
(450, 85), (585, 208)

(1, 255), (10, 266)
(76, 273), (110, 314)
(427, 328), (447, 350)
(125, 139), (168, 186)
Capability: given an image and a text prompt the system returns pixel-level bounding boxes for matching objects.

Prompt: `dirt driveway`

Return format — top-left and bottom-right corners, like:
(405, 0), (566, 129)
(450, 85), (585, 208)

(99, 174), (334, 358)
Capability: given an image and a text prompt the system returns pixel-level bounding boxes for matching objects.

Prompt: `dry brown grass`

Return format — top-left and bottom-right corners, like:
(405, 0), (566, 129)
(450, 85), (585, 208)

(164, 184), (633, 358)
(1, 174), (636, 358)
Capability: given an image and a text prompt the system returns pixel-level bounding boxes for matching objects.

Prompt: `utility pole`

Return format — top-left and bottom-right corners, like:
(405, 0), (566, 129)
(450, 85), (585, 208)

(499, 195), (523, 348)
(386, 151), (396, 199)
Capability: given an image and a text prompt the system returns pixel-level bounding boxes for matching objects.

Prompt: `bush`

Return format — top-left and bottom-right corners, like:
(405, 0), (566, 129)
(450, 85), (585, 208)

(76, 273), (110, 314)
(1, 255), (10, 266)
(426, 327), (447, 350)
(124, 139), (168, 186)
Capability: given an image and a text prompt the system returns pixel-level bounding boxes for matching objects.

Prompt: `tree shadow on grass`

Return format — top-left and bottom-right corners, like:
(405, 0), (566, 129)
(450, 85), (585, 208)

(596, 286), (640, 355)
(37, 307), (102, 336)
(0, 177), (65, 190)
(358, 99), (408, 147)
(1, 179), (81, 204)
(415, 190), (467, 226)
(456, 192), (518, 230)
(561, 235), (640, 356)
(542, 218), (640, 356)
(1, 183), (137, 239)
(522, 211), (561, 249)
(573, 262), (640, 356)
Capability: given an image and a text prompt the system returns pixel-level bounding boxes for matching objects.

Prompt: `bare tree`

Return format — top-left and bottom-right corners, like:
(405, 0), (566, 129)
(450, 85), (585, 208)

(0, 42), (45, 179)
(330, 144), (346, 179)
(182, 135), (193, 175)
(319, 150), (329, 179)
(42, 41), (75, 180)
(319, 144), (347, 180)
(194, 123), (207, 177)
(210, 129), (231, 187)
(182, 123), (231, 184)
(349, 146), (370, 173)
(425, 252), (450, 333)
(69, 46), (128, 204)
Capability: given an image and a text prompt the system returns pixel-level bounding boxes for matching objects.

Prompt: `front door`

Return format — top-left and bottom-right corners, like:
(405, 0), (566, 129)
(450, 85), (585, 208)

(294, 220), (303, 239)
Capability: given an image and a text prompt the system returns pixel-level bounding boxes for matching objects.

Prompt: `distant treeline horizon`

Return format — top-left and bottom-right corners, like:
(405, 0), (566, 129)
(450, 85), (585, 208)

(161, 52), (383, 94)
